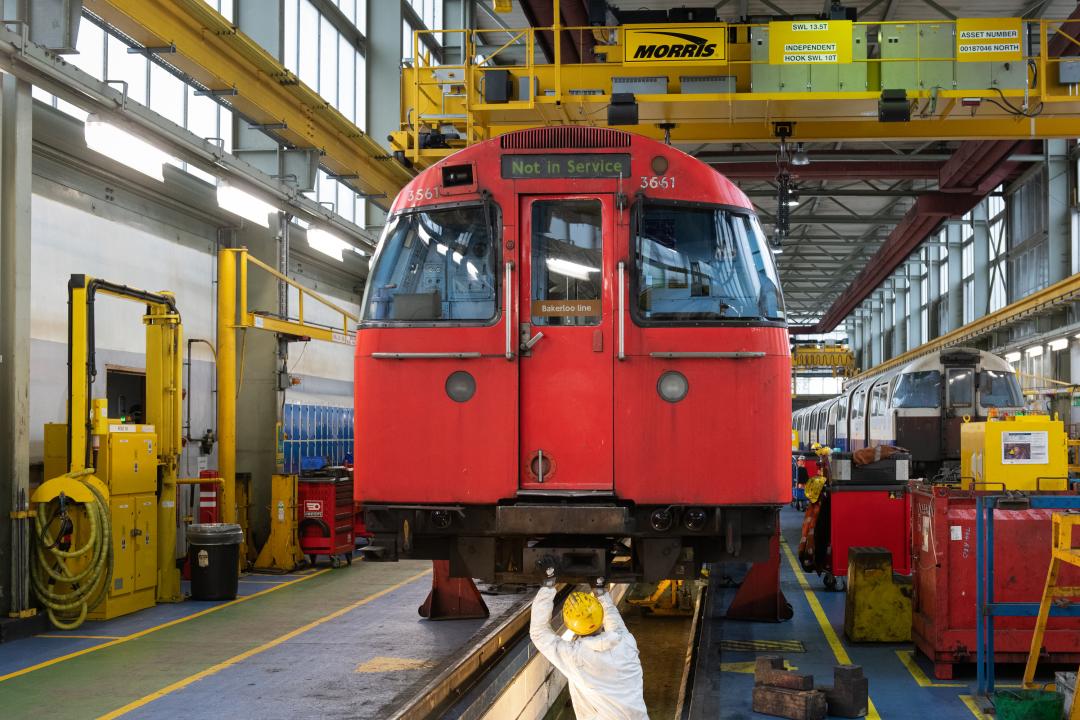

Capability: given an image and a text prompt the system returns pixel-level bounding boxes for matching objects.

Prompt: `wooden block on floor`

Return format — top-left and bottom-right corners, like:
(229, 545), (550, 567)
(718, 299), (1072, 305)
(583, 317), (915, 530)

(819, 665), (868, 718)
(752, 685), (828, 720)
(753, 655), (813, 690)
(754, 656), (786, 683)
(760, 669), (815, 690)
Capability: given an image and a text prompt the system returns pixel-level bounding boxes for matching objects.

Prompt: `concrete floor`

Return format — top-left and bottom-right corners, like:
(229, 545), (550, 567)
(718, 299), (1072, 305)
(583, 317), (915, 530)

(0, 560), (526, 719)
(0, 507), (1048, 719)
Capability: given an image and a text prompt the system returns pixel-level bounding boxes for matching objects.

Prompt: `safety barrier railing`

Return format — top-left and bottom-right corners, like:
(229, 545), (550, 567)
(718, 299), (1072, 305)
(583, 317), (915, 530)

(230, 247), (358, 345)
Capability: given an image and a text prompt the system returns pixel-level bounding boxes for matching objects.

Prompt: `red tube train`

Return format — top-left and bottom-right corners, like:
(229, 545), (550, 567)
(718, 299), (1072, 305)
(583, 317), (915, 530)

(356, 127), (790, 583)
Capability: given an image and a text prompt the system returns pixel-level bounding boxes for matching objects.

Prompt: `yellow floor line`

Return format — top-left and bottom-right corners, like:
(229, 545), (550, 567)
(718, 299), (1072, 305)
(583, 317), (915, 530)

(960, 694), (991, 719)
(97, 568), (432, 720)
(895, 650), (964, 688)
(35, 634), (124, 640)
(780, 539), (883, 720)
(0, 568), (332, 684)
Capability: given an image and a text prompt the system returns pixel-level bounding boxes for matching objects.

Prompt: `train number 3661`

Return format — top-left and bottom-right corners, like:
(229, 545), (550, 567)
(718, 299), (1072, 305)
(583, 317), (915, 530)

(640, 175), (676, 190)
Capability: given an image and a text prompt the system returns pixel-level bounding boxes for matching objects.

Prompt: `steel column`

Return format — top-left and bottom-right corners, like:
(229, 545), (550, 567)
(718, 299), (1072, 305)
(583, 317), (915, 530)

(971, 201), (990, 320)
(366, 0), (402, 225)
(0, 73), (31, 618)
(893, 277), (908, 358)
(947, 223), (963, 333)
(1046, 139), (1071, 285)
(870, 297), (883, 367)
(217, 247), (237, 525)
(907, 260), (923, 351)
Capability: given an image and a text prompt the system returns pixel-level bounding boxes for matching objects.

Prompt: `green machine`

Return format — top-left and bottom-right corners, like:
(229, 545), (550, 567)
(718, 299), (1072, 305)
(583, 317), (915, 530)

(880, 22), (1027, 91)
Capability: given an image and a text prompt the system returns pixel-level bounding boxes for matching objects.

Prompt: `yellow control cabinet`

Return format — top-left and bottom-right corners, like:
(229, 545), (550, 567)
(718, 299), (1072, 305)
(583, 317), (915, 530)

(44, 420), (161, 620)
(99, 428), (157, 495)
(961, 415), (1069, 492)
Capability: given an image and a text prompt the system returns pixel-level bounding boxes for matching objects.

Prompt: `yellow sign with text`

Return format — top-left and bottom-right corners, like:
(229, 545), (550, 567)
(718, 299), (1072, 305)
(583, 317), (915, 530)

(768, 20), (853, 64)
(622, 24), (728, 65)
(956, 17), (1022, 62)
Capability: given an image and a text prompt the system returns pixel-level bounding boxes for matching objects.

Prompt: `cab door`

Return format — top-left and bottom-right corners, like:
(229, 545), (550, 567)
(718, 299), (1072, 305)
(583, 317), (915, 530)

(518, 195), (615, 490)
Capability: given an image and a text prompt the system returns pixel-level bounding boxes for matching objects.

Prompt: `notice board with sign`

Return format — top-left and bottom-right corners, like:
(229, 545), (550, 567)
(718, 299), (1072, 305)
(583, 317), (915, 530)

(768, 20), (853, 64)
(955, 17), (1022, 62)
(622, 24), (728, 65)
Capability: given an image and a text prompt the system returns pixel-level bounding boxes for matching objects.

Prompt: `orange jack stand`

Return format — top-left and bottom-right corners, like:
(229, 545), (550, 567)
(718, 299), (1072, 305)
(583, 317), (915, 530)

(726, 523), (793, 622)
(418, 560), (491, 620)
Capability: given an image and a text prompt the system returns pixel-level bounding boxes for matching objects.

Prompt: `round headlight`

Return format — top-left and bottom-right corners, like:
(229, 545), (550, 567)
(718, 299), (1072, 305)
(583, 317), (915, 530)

(657, 371), (688, 403)
(445, 371), (476, 402)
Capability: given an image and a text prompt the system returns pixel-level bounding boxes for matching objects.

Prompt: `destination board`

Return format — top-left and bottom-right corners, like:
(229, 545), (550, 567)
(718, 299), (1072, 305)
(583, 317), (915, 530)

(502, 154), (631, 179)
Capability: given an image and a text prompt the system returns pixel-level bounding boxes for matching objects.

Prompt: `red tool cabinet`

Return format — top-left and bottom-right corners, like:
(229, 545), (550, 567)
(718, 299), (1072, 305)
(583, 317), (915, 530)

(829, 485), (911, 578)
(298, 469), (354, 567)
(910, 484), (1080, 679)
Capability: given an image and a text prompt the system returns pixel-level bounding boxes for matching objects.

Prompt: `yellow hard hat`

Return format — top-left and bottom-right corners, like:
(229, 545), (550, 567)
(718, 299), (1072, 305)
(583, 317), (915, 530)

(562, 591), (603, 636)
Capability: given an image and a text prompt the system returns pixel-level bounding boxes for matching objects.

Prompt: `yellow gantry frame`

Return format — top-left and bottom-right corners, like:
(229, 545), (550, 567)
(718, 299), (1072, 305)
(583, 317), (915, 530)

(216, 247), (358, 526)
(1023, 512), (1080, 719)
(396, 15), (1080, 168)
(85, 0), (414, 208)
(67, 277), (183, 603)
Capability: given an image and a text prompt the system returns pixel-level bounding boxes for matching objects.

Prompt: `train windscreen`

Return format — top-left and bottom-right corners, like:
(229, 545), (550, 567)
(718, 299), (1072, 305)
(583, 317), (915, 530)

(634, 203), (783, 323)
(980, 369), (1023, 407)
(892, 370), (941, 408)
(362, 205), (498, 323)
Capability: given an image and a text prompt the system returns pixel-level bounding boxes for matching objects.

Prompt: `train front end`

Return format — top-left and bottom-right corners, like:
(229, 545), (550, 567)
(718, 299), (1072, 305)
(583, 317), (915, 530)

(356, 127), (790, 582)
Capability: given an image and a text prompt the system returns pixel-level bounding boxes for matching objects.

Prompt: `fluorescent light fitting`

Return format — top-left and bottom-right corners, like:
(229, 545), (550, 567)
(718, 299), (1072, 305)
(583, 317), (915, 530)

(216, 183), (276, 228)
(1004, 351), (1021, 363)
(771, 245), (784, 254)
(306, 227), (351, 262)
(1024, 345), (1043, 357)
(546, 257), (598, 281)
(84, 114), (172, 182)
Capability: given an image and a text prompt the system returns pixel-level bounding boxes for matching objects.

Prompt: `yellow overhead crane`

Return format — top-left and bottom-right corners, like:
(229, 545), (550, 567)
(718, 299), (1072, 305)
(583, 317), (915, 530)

(394, 13), (1080, 169)
(84, 0), (414, 208)
(792, 344), (856, 377)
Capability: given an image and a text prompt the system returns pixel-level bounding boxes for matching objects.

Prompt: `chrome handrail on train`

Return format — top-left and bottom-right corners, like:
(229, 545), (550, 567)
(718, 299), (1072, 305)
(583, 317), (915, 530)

(372, 352), (483, 359)
(617, 261), (625, 361)
(649, 352), (766, 359)
(505, 261), (514, 360)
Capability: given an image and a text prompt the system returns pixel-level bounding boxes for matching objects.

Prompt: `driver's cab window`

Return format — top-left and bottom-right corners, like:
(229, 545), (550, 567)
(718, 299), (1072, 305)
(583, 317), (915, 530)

(947, 368), (974, 408)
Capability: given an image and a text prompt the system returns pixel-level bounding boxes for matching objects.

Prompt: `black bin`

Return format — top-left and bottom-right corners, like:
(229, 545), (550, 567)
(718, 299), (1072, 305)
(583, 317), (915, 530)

(187, 523), (243, 600)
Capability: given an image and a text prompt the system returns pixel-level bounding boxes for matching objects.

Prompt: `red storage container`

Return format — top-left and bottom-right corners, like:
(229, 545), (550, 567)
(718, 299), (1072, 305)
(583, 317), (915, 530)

(910, 484), (1080, 679)
(829, 485), (911, 578)
(298, 470), (354, 566)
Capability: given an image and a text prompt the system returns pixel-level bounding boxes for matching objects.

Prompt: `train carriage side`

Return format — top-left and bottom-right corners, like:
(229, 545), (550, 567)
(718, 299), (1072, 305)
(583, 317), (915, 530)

(356, 127), (790, 583)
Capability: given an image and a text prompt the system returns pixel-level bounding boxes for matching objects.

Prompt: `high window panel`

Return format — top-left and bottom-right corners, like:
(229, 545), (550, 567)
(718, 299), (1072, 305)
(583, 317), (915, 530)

(298, 0), (320, 86)
(106, 34), (148, 105)
(988, 189), (1008, 311)
(319, 16), (338, 105)
(284, 0), (300, 74)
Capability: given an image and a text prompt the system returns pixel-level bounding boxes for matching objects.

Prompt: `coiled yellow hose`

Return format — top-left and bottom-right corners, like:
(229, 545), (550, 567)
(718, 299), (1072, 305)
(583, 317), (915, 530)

(31, 476), (113, 630)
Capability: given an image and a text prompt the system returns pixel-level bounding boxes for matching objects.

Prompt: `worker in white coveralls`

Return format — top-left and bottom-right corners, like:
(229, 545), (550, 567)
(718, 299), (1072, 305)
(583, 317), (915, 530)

(529, 566), (649, 720)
